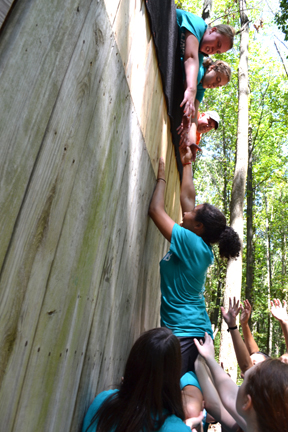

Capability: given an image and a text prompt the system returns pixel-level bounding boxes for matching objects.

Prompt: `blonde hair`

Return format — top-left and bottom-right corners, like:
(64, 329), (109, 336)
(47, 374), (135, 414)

(203, 57), (231, 82)
(214, 24), (235, 49)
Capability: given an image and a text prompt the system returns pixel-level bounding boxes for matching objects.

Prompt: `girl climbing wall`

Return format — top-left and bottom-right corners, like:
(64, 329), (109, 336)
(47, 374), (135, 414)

(149, 146), (241, 420)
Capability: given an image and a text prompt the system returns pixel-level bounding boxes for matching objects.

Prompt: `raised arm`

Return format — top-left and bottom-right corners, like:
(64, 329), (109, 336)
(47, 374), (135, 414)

(180, 31), (199, 118)
(179, 146), (195, 214)
(194, 334), (247, 431)
(194, 357), (239, 432)
(271, 298), (288, 351)
(148, 158), (175, 242)
(221, 298), (253, 374)
(179, 100), (201, 159)
(240, 299), (259, 355)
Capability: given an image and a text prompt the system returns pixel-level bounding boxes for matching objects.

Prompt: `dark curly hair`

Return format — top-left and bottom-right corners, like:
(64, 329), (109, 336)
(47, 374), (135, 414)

(195, 203), (241, 259)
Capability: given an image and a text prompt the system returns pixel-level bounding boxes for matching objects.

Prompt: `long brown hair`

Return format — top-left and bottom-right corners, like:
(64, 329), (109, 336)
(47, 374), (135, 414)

(86, 328), (185, 432)
(246, 358), (288, 432)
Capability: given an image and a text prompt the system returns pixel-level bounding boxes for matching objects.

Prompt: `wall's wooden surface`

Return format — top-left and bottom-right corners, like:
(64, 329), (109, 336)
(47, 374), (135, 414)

(0, 1), (181, 431)
(0, 0), (15, 28)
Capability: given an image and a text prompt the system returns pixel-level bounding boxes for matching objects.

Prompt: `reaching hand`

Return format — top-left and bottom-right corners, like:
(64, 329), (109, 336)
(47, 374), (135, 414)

(157, 157), (166, 182)
(280, 352), (288, 364)
(194, 332), (215, 360)
(221, 297), (241, 328)
(177, 115), (192, 136)
(185, 411), (204, 431)
(240, 299), (252, 326)
(270, 298), (288, 324)
(180, 88), (196, 118)
(179, 145), (193, 165)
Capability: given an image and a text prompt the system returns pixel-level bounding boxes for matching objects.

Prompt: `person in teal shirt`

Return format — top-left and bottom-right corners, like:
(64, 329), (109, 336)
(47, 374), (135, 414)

(82, 328), (203, 432)
(176, 9), (234, 117)
(176, 9), (234, 156)
(149, 146), (240, 422)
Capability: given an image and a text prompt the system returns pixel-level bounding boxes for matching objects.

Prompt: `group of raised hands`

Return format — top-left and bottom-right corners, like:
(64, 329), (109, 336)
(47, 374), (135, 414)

(186, 297), (288, 431)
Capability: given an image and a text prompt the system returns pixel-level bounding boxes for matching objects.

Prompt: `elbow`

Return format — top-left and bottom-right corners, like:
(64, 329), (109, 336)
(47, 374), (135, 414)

(148, 203), (158, 220)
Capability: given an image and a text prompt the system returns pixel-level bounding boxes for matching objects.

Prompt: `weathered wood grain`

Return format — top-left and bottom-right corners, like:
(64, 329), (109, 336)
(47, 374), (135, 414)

(0, 0), (15, 28)
(0, 0), (181, 431)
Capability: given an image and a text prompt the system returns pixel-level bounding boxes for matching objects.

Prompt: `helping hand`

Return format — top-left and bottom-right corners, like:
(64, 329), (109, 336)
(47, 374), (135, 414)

(240, 299), (252, 326)
(270, 298), (288, 324)
(185, 411), (204, 431)
(194, 332), (214, 360)
(221, 297), (241, 328)
(157, 157), (166, 182)
(180, 89), (196, 118)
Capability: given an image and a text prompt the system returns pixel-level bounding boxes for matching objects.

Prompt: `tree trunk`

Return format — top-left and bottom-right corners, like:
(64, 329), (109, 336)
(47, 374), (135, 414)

(281, 230), (286, 291)
(265, 197), (273, 356)
(246, 124), (253, 326)
(219, 0), (249, 382)
(202, 0), (213, 22)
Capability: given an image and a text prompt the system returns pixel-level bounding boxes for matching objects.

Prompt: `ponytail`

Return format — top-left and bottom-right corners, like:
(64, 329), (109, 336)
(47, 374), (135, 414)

(195, 203), (241, 259)
(218, 226), (241, 259)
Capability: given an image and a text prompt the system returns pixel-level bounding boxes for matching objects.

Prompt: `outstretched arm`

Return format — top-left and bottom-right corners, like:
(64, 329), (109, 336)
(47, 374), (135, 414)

(195, 357), (239, 432)
(194, 334), (247, 431)
(221, 298), (253, 374)
(271, 298), (288, 350)
(179, 100), (202, 162)
(179, 146), (195, 214)
(240, 299), (259, 355)
(180, 31), (199, 118)
(148, 159), (175, 242)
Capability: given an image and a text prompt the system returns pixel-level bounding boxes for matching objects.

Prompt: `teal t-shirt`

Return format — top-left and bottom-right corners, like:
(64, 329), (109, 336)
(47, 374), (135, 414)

(160, 224), (214, 338)
(176, 9), (207, 103)
(82, 389), (191, 432)
(180, 371), (202, 392)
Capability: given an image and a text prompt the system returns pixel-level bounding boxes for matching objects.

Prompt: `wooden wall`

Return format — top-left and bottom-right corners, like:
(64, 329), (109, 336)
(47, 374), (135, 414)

(0, 0), (181, 431)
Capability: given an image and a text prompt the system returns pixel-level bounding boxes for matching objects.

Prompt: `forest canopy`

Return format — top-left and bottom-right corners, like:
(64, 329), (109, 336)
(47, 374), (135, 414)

(175, 0), (288, 363)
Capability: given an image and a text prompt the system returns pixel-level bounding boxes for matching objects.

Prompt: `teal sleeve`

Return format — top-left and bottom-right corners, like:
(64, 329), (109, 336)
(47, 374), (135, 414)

(176, 9), (207, 43)
(163, 415), (191, 431)
(180, 371), (202, 393)
(196, 63), (206, 102)
(82, 389), (118, 432)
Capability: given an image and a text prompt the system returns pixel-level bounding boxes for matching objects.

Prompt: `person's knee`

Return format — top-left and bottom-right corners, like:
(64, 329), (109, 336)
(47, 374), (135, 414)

(182, 385), (203, 419)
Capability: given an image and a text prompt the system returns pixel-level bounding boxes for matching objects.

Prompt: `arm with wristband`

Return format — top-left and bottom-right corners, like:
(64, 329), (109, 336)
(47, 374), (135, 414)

(240, 300), (260, 355)
(179, 146), (195, 214)
(148, 158), (175, 242)
(221, 297), (253, 374)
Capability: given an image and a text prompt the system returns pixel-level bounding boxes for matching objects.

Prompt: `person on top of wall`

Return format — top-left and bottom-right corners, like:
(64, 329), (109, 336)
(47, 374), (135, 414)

(176, 8), (234, 155)
(82, 328), (203, 432)
(148, 146), (241, 421)
(179, 57), (231, 153)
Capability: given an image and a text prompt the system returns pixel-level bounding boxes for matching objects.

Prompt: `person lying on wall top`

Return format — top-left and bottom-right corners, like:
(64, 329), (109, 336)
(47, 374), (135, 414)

(176, 8), (234, 157)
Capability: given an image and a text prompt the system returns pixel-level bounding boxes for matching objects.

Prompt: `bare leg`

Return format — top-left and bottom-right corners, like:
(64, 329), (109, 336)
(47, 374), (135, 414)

(182, 384), (203, 419)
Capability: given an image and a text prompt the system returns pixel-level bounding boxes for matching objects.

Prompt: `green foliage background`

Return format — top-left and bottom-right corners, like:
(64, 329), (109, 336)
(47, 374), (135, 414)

(175, 0), (288, 357)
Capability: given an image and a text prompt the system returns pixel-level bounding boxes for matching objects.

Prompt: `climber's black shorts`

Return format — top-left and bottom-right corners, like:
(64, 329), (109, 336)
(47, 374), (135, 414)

(178, 336), (205, 377)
